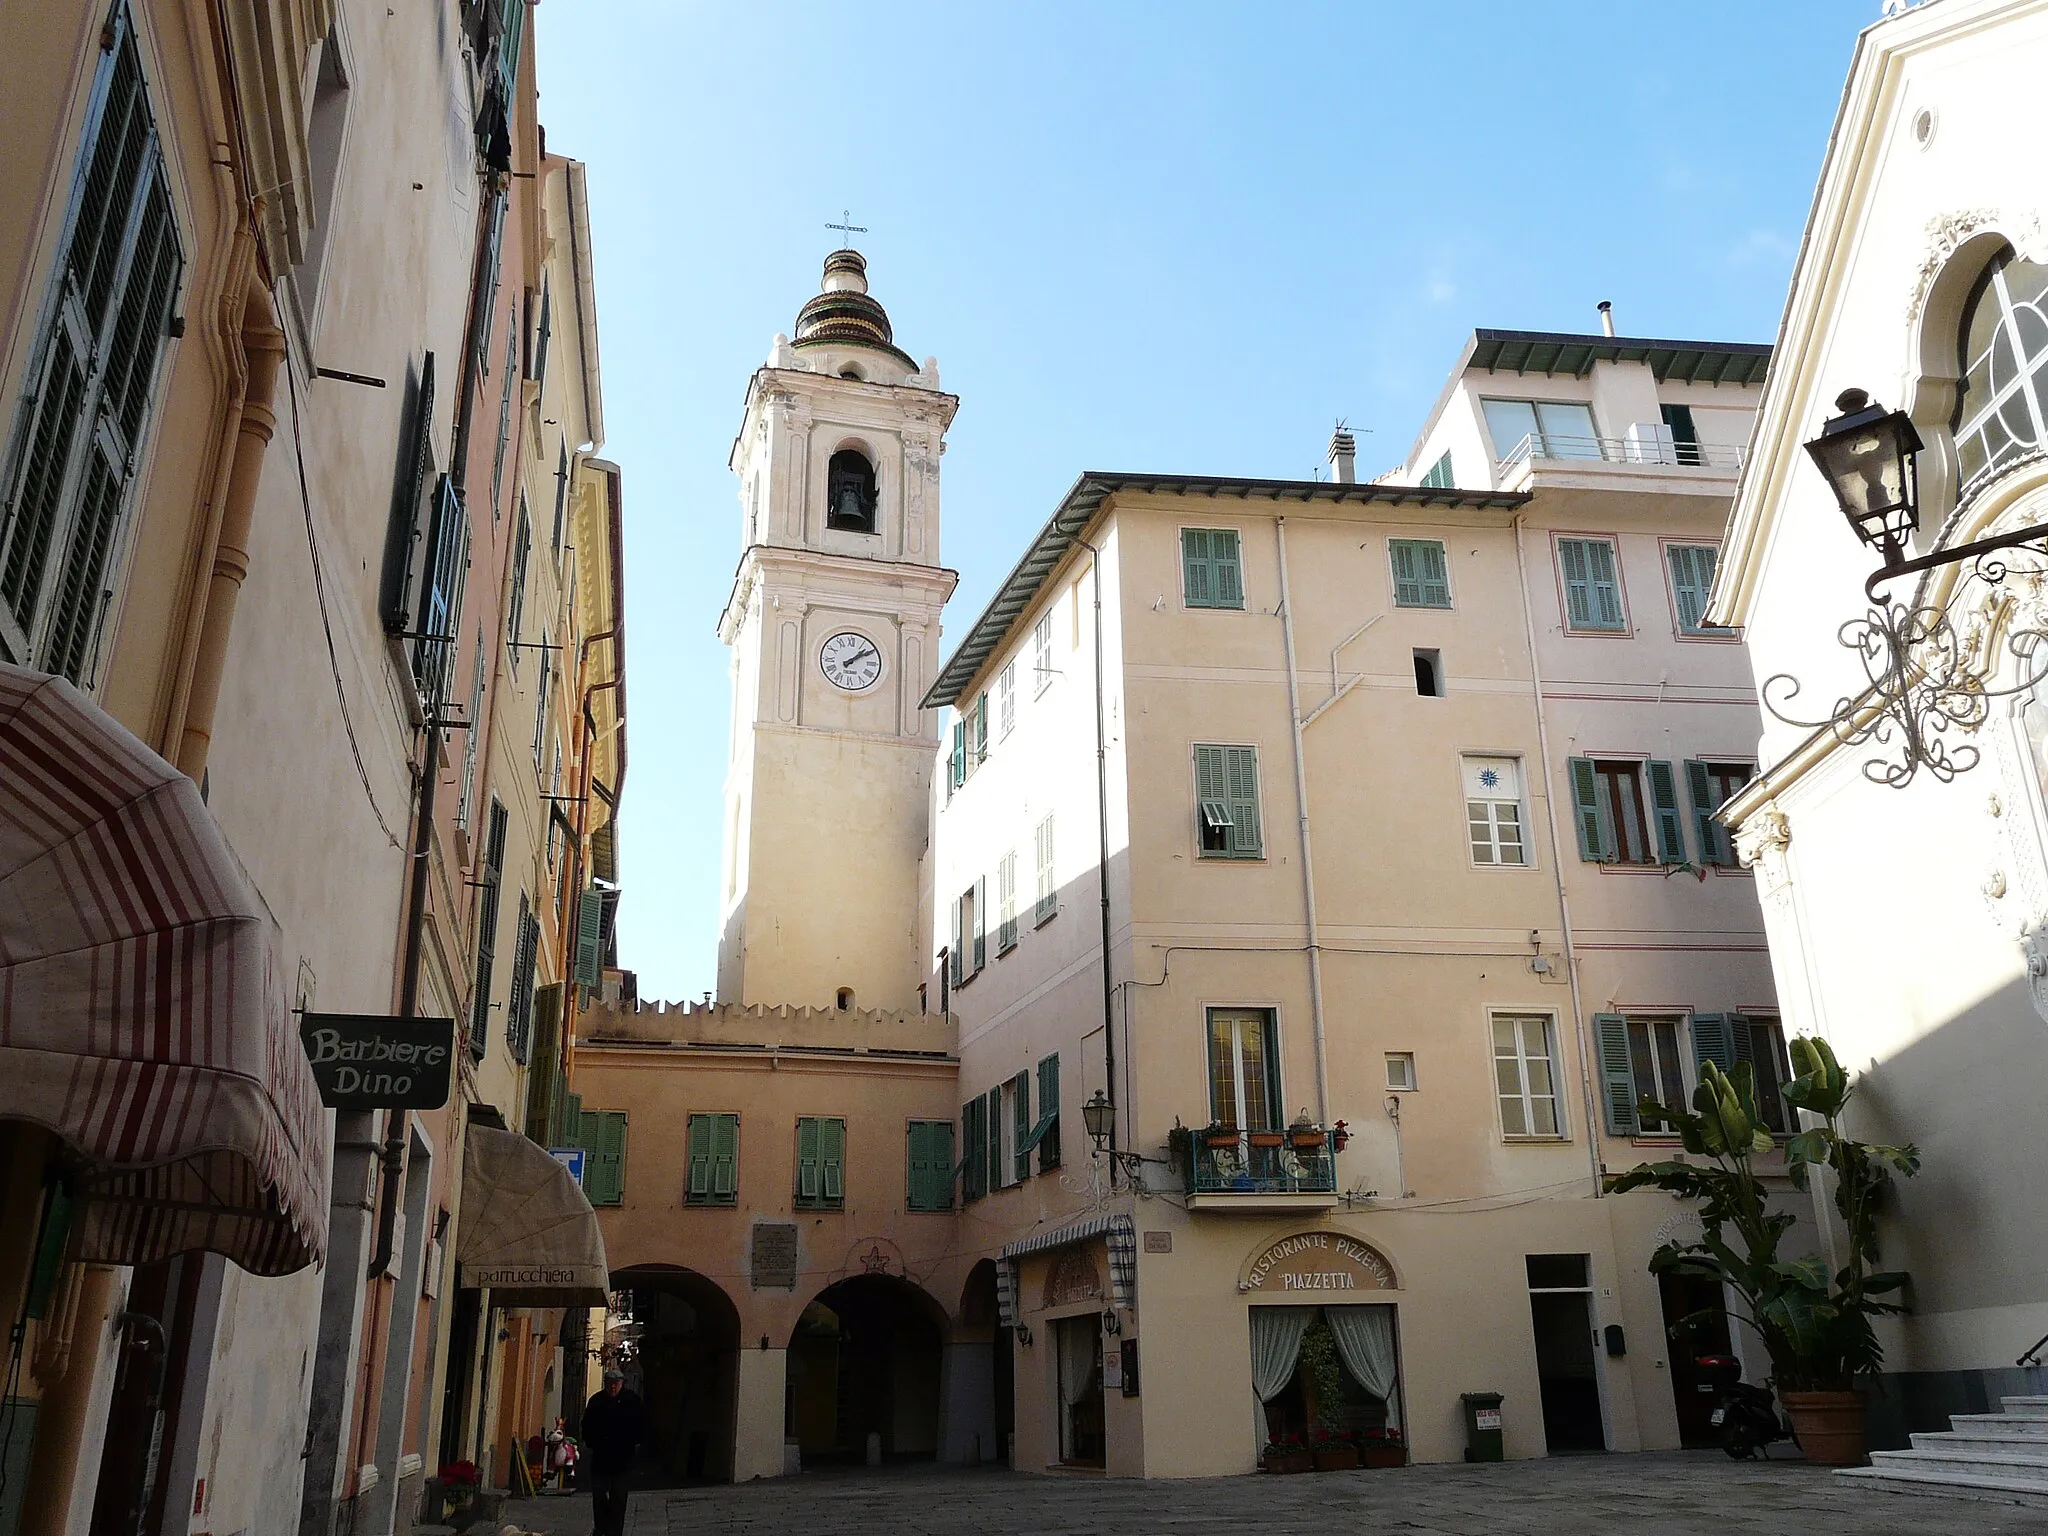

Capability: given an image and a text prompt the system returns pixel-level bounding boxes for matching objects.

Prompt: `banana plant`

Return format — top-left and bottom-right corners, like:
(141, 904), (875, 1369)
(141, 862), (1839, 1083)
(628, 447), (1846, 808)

(1604, 1038), (1919, 1392)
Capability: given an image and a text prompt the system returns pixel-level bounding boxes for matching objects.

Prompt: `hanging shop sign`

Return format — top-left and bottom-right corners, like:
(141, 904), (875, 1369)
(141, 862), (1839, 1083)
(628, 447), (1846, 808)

(1240, 1231), (1397, 1294)
(299, 1013), (455, 1109)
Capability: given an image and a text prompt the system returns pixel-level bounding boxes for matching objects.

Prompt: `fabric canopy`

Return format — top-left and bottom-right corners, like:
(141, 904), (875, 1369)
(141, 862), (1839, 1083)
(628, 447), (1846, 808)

(458, 1125), (610, 1305)
(0, 664), (328, 1275)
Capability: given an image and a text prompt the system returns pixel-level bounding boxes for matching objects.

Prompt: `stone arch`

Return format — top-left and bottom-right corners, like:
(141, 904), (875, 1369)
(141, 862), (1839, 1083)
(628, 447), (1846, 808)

(825, 443), (879, 534)
(786, 1272), (949, 1463)
(609, 1263), (743, 1483)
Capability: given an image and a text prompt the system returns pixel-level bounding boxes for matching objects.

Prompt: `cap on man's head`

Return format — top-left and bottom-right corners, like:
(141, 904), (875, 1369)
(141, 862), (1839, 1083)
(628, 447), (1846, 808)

(603, 1367), (624, 1382)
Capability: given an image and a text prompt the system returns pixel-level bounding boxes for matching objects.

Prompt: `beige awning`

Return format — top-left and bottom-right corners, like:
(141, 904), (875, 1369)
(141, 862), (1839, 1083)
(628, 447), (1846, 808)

(0, 664), (327, 1275)
(457, 1125), (609, 1305)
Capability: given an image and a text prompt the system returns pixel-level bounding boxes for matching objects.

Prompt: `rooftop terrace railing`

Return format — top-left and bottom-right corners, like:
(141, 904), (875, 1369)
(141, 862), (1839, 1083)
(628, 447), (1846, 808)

(1495, 433), (1747, 475)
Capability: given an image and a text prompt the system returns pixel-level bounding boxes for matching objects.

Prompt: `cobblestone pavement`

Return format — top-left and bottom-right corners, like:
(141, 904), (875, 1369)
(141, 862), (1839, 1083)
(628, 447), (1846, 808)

(493, 1452), (2048, 1535)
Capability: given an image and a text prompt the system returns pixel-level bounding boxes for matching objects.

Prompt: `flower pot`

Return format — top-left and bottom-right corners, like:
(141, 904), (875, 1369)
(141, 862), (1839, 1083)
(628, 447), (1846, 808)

(1312, 1444), (1360, 1471)
(1204, 1131), (1241, 1148)
(1289, 1133), (1325, 1150)
(1247, 1131), (1285, 1149)
(1360, 1445), (1408, 1469)
(1781, 1389), (1868, 1466)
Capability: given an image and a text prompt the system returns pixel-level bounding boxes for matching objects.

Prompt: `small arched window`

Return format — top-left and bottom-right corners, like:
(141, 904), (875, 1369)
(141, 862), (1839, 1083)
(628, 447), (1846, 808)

(1954, 250), (2048, 486)
(826, 449), (878, 534)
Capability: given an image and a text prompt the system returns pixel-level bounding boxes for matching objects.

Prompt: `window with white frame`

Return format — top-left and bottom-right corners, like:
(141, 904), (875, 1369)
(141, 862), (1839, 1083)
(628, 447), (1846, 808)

(1208, 1008), (1280, 1131)
(1389, 539), (1452, 608)
(1493, 1014), (1562, 1137)
(1482, 398), (1600, 462)
(998, 662), (1017, 737)
(1955, 251), (2048, 486)
(1032, 613), (1054, 693)
(1034, 814), (1056, 924)
(1386, 1052), (1416, 1091)
(1462, 755), (1527, 866)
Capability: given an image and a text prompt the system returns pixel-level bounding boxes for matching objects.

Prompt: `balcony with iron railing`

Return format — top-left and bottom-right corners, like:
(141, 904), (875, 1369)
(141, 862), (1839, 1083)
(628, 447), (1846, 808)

(1494, 432), (1747, 483)
(1176, 1125), (1342, 1212)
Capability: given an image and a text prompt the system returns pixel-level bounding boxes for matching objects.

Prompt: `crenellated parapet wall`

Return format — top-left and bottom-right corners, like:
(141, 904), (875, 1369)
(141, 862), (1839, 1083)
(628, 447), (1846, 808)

(576, 997), (957, 1057)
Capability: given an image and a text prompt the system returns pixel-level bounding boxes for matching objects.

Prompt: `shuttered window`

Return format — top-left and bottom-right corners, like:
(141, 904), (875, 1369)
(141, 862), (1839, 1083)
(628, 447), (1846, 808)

(1034, 814), (1057, 924)
(523, 983), (563, 1143)
(1595, 1013), (1636, 1135)
(998, 662), (1016, 738)
(574, 883), (604, 988)
(413, 477), (470, 708)
(1418, 450), (1455, 490)
(1194, 744), (1263, 858)
(1389, 539), (1451, 608)
(961, 1096), (987, 1202)
(795, 1117), (846, 1209)
(469, 801), (510, 1060)
(996, 850), (1019, 954)
(1667, 543), (1726, 635)
(533, 630), (552, 767)
(986, 1085), (1005, 1190)
(1181, 527), (1245, 610)
(1034, 1053), (1061, 1171)
(507, 496), (532, 652)
(579, 1109), (626, 1207)
(1010, 1071), (1032, 1184)
(1032, 613), (1054, 693)
(0, 7), (183, 681)
(971, 877), (987, 973)
(1645, 760), (1688, 865)
(686, 1114), (739, 1206)
(1569, 757), (1678, 865)
(1557, 537), (1625, 631)
(906, 1120), (955, 1211)
(1686, 760), (1752, 867)
(551, 442), (570, 554)
(456, 631), (486, 830)
(505, 891), (538, 1064)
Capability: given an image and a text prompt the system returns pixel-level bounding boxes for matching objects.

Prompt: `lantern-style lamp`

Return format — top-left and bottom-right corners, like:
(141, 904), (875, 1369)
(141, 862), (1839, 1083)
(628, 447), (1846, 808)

(1082, 1089), (1115, 1151)
(1804, 388), (1924, 565)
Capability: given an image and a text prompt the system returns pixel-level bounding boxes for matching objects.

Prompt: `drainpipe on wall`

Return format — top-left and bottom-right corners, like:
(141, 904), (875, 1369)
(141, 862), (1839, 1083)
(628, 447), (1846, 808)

(1275, 518), (1331, 1126)
(1076, 536), (1121, 1177)
(1512, 512), (1604, 1195)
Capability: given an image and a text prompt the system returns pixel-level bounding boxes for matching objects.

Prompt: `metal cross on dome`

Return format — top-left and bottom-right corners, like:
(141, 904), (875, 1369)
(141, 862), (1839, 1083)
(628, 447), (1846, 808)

(825, 209), (867, 247)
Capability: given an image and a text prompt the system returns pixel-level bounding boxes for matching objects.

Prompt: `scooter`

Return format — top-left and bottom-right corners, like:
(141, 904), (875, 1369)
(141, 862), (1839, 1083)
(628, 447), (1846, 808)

(1697, 1354), (1790, 1459)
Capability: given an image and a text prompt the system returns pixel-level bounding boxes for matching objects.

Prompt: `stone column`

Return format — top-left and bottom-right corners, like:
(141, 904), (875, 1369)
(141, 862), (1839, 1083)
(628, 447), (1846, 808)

(731, 1346), (787, 1481)
(937, 1340), (994, 1464)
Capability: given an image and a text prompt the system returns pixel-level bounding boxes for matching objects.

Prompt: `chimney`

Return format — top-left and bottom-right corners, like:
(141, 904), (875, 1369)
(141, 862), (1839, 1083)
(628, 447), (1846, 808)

(1597, 300), (1616, 338)
(1328, 426), (1357, 485)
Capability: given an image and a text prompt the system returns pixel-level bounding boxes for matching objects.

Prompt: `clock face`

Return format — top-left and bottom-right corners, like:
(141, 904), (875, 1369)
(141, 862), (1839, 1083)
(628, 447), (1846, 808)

(819, 631), (883, 692)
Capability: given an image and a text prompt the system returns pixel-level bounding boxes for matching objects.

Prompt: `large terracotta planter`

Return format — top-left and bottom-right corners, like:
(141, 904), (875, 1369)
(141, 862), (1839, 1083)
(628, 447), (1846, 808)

(1312, 1444), (1360, 1471)
(1781, 1389), (1868, 1466)
(1360, 1444), (1408, 1468)
(1263, 1449), (1314, 1473)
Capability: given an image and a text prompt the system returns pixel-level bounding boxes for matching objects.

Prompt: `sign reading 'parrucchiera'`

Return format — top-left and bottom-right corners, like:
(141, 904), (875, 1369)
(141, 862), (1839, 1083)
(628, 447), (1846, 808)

(299, 1013), (456, 1110)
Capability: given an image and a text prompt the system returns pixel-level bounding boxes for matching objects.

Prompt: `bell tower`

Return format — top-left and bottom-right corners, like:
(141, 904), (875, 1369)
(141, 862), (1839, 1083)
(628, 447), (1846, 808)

(715, 251), (958, 1010)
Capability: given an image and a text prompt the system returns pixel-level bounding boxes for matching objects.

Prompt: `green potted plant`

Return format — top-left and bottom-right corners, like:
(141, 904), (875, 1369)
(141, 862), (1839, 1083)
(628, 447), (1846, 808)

(1359, 1425), (1406, 1469)
(1201, 1121), (1241, 1149)
(1606, 1037), (1918, 1467)
(1297, 1320), (1358, 1469)
(1261, 1431), (1312, 1473)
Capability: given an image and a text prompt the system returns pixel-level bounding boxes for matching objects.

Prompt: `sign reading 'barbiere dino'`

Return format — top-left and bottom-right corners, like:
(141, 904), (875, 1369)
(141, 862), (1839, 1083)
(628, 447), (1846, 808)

(299, 1013), (455, 1110)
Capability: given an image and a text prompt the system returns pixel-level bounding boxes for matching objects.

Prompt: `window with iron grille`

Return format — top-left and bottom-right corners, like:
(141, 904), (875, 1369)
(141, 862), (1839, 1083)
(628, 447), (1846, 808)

(0, 6), (183, 681)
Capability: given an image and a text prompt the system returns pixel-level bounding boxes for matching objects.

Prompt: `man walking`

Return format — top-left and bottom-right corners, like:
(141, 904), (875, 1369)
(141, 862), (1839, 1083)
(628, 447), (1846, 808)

(582, 1366), (649, 1536)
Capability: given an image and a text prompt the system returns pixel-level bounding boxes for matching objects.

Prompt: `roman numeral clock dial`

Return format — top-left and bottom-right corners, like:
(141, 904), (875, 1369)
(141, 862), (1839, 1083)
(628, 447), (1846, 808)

(820, 631), (883, 692)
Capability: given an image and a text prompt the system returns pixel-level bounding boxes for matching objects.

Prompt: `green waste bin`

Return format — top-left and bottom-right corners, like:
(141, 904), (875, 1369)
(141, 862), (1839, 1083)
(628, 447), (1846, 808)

(1461, 1392), (1505, 1462)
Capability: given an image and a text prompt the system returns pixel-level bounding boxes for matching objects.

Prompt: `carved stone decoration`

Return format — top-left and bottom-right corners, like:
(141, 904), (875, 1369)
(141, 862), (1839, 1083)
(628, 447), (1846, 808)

(1044, 1247), (1103, 1308)
(1734, 806), (1794, 915)
(842, 1236), (905, 1280)
(1908, 207), (2048, 327)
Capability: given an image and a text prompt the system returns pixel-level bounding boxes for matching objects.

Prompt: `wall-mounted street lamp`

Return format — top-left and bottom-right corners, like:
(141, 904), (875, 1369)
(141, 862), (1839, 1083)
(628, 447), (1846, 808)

(1081, 1089), (1155, 1186)
(1762, 389), (2048, 786)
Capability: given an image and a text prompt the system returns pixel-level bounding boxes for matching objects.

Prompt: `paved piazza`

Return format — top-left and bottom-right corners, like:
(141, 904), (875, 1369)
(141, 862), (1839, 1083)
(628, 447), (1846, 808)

(496, 1452), (2048, 1535)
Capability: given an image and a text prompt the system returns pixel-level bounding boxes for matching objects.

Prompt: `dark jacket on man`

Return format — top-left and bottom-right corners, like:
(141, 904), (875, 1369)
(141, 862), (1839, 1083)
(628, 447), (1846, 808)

(580, 1385), (649, 1476)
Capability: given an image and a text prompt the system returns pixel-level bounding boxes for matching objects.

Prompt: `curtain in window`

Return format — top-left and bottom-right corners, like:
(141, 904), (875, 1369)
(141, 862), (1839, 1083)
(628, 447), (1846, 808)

(1058, 1317), (1100, 1408)
(1249, 1306), (1312, 1402)
(1326, 1305), (1401, 1429)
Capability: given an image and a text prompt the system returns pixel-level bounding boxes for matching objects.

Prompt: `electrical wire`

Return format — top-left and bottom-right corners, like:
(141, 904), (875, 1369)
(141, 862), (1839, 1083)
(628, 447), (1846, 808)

(280, 334), (403, 849)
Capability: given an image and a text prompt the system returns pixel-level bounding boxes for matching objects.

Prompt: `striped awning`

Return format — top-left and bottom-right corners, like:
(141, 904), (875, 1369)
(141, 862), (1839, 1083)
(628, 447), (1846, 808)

(0, 664), (328, 1275)
(996, 1213), (1137, 1324)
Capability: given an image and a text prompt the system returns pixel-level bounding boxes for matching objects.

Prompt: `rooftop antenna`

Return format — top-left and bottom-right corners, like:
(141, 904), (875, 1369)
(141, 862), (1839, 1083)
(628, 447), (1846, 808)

(825, 209), (867, 249)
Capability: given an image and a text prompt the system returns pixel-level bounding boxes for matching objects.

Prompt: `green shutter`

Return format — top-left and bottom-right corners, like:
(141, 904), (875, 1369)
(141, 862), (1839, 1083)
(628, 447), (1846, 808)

(686, 1114), (713, 1203)
(581, 1110), (625, 1207)
(711, 1114), (739, 1201)
(962, 1099), (985, 1201)
(553, 1088), (582, 1151)
(1390, 540), (1422, 606)
(1182, 527), (1213, 606)
(1589, 540), (1623, 628)
(1213, 530), (1244, 607)
(1595, 1014), (1638, 1136)
(1417, 540), (1450, 606)
(910, 1120), (955, 1211)
(1194, 745), (1228, 853)
(1225, 746), (1262, 857)
(575, 885), (604, 988)
(1037, 1053), (1061, 1171)
(986, 1087), (1004, 1190)
(1568, 758), (1612, 861)
(1646, 761), (1687, 865)
(1392, 540), (1450, 607)
(1686, 760), (1732, 866)
(973, 694), (989, 762)
(949, 896), (965, 987)
(1012, 1071), (1032, 1184)
(1670, 545), (1714, 632)
(796, 1117), (822, 1204)
(972, 876), (987, 972)
(1559, 539), (1593, 628)
(821, 1118), (846, 1204)
(1689, 1014), (1735, 1077)
(950, 720), (966, 788)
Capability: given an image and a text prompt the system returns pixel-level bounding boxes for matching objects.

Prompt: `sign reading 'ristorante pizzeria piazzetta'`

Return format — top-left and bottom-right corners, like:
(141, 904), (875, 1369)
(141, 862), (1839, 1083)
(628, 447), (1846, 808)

(1242, 1231), (1396, 1293)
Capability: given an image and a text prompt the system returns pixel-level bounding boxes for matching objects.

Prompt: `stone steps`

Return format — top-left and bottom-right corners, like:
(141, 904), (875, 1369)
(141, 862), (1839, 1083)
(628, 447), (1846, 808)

(1839, 1394), (2048, 1508)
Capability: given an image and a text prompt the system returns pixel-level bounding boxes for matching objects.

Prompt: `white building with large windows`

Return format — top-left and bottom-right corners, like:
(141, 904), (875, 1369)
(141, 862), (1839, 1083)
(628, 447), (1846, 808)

(921, 325), (1800, 1474)
(1710, 0), (2048, 1491)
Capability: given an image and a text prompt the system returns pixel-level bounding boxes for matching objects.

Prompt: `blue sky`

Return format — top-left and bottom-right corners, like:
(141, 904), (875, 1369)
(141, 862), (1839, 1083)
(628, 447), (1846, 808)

(538, 0), (1874, 1004)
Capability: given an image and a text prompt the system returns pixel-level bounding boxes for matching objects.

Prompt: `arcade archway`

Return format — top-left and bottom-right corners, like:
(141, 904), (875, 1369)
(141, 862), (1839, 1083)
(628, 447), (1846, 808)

(787, 1273), (947, 1463)
(611, 1264), (742, 1483)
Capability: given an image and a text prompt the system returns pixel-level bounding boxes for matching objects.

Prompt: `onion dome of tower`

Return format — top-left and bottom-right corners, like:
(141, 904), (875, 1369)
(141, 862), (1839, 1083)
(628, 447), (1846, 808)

(792, 250), (918, 369)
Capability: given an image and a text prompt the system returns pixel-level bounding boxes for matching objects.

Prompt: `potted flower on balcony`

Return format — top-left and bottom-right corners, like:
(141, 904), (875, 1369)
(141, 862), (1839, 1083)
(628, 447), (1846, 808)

(1359, 1426), (1407, 1468)
(1606, 1037), (1919, 1468)
(1201, 1121), (1241, 1150)
(1261, 1432), (1312, 1473)
(1246, 1129), (1286, 1149)
(1331, 1119), (1351, 1154)
(1287, 1110), (1326, 1151)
